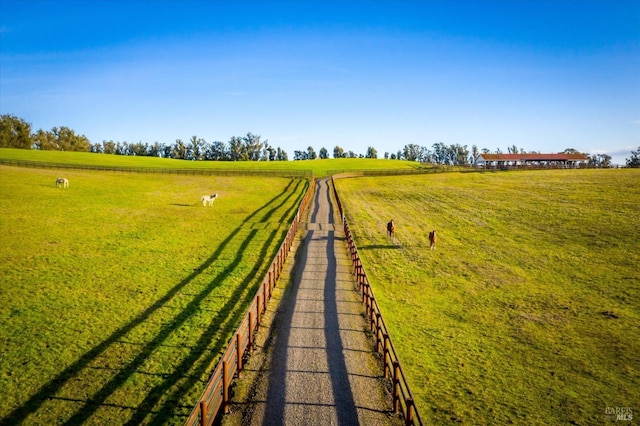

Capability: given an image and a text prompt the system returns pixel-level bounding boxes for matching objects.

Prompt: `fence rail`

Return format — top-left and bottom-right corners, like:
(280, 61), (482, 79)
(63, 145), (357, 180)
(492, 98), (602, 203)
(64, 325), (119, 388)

(0, 158), (313, 178)
(184, 177), (316, 426)
(331, 176), (424, 426)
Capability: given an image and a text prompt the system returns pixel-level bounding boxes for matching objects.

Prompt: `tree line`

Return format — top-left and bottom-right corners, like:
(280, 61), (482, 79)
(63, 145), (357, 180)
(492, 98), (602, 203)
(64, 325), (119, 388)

(1, 114), (638, 167)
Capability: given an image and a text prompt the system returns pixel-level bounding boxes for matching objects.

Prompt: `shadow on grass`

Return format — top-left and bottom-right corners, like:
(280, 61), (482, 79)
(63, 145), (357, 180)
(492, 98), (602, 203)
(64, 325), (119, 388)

(0, 178), (308, 426)
(359, 244), (402, 250)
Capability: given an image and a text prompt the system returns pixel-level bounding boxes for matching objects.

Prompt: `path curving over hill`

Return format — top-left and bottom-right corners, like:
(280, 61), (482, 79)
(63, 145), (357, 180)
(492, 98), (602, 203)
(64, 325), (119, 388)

(223, 178), (400, 425)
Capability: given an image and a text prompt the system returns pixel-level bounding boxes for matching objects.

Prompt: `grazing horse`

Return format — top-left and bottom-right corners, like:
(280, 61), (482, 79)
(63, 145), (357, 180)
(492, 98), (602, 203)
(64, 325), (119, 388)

(201, 194), (218, 207)
(56, 178), (69, 188)
(429, 230), (438, 250)
(387, 220), (396, 238)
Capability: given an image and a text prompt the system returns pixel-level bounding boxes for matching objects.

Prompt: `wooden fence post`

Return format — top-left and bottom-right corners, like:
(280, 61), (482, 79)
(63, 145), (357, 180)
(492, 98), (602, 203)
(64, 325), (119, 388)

(383, 333), (390, 378)
(248, 312), (254, 352)
(393, 361), (400, 413)
(199, 400), (207, 426)
(223, 361), (229, 414)
(405, 398), (415, 425)
(257, 295), (261, 324)
(236, 333), (242, 378)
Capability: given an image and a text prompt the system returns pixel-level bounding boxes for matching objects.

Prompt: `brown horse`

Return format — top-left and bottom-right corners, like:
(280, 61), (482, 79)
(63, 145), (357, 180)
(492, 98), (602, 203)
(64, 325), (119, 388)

(429, 230), (437, 250)
(387, 220), (396, 238)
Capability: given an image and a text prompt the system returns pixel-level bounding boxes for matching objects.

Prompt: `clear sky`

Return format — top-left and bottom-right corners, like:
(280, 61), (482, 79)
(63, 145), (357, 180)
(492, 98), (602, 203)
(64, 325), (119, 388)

(1, 0), (639, 164)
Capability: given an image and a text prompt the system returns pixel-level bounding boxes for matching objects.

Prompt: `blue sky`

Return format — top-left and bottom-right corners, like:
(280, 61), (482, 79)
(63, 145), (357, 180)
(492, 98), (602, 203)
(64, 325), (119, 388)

(1, 1), (639, 164)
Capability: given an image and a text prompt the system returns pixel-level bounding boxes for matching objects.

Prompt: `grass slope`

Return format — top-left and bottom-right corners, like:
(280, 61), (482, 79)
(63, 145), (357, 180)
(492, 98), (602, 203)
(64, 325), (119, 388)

(0, 148), (421, 178)
(335, 169), (639, 424)
(0, 165), (307, 424)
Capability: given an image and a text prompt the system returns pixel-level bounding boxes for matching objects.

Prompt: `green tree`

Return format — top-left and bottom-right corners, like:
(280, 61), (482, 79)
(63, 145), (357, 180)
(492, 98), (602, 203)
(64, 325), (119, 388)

(333, 146), (344, 158)
(365, 146), (377, 159)
(403, 144), (421, 161)
(626, 146), (640, 168)
(276, 147), (288, 161)
(243, 132), (264, 161)
(189, 136), (206, 160)
(319, 147), (329, 159)
(0, 114), (32, 149)
(307, 146), (317, 160)
(32, 129), (58, 150)
(102, 140), (117, 154)
(228, 136), (245, 161)
(172, 139), (188, 160)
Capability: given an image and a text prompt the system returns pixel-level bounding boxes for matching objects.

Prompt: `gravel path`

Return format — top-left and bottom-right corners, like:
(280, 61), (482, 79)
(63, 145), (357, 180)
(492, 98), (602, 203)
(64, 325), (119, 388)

(223, 178), (400, 426)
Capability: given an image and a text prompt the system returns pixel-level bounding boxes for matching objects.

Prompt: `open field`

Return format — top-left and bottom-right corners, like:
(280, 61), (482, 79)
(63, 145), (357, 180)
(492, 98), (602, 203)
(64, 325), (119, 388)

(0, 148), (424, 178)
(335, 169), (640, 424)
(0, 165), (307, 424)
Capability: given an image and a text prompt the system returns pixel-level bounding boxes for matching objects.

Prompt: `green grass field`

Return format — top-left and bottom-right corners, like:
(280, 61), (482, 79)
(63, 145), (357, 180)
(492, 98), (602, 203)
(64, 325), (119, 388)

(335, 169), (640, 424)
(0, 165), (308, 424)
(0, 148), (423, 178)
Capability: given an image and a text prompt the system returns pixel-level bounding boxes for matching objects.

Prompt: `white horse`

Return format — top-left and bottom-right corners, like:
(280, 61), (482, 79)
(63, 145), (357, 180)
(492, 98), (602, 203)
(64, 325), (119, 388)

(201, 193), (218, 207)
(56, 178), (69, 188)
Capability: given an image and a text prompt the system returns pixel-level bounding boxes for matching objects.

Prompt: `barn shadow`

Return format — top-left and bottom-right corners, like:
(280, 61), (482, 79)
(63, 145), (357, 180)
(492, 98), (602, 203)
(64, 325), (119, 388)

(0, 178), (308, 426)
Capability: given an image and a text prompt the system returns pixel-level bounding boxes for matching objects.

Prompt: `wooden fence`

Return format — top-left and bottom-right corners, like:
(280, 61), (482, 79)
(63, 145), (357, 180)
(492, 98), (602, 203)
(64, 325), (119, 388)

(0, 158), (313, 178)
(184, 177), (315, 426)
(331, 177), (424, 426)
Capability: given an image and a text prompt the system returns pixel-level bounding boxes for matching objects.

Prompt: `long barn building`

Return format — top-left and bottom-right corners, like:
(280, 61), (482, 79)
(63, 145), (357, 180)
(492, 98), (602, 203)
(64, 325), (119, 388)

(478, 153), (590, 168)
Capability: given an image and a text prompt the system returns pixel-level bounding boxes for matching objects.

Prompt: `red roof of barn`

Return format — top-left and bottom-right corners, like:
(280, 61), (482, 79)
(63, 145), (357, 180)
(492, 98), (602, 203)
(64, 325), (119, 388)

(479, 153), (589, 161)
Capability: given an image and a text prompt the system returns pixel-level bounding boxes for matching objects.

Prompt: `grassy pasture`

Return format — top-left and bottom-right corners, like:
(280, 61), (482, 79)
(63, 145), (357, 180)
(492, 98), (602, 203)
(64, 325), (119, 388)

(0, 165), (307, 424)
(0, 148), (422, 178)
(335, 169), (640, 424)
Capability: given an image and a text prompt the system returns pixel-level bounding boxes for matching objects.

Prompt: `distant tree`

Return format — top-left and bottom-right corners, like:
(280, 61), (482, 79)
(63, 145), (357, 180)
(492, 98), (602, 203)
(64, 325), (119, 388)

(626, 146), (640, 168)
(402, 144), (421, 161)
(449, 143), (469, 166)
(102, 140), (116, 154)
(562, 148), (581, 154)
(172, 139), (189, 160)
(243, 132), (264, 161)
(162, 144), (173, 159)
(0, 114), (32, 149)
(307, 146), (317, 160)
(390, 152), (397, 160)
(149, 142), (163, 157)
(294, 150), (308, 160)
(589, 153), (612, 168)
(36, 126), (91, 151)
(262, 143), (277, 161)
(365, 146), (377, 159)
(470, 145), (480, 166)
(348, 150), (356, 158)
(396, 150), (402, 160)
(432, 142), (447, 164)
(189, 136), (206, 160)
(207, 141), (227, 160)
(277, 147), (288, 161)
(333, 146), (345, 158)
(418, 146), (432, 163)
(32, 127), (90, 151)
(508, 144), (519, 154)
(129, 141), (149, 156)
(90, 142), (103, 153)
(228, 136), (245, 161)
(319, 147), (329, 159)
(384, 152), (389, 159)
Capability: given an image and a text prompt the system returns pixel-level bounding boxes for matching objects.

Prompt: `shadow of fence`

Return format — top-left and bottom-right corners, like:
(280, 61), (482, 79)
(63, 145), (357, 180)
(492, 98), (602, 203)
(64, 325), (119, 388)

(183, 178), (316, 426)
(0, 177), (311, 426)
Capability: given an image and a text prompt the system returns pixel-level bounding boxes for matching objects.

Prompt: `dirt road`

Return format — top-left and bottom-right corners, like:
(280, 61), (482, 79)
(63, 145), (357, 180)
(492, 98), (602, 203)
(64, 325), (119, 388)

(223, 178), (400, 425)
